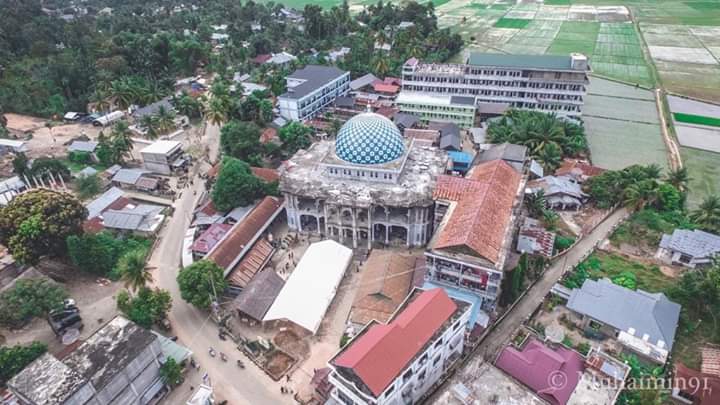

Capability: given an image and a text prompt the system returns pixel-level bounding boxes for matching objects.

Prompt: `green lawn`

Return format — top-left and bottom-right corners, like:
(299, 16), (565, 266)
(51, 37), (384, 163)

(543, 0), (571, 4)
(673, 112), (720, 128)
(494, 18), (531, 29)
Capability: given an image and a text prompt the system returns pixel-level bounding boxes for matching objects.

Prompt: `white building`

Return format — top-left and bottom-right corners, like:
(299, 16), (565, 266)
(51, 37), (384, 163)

(263, 240), (352, 334)
(140, 140), (184, 175)
(328, 288), (470, 405)
(278, 65), (350, 121)
(401, 53), (590, 117)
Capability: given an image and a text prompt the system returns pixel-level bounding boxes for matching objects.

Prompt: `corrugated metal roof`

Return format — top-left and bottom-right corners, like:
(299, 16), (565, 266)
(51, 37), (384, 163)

(68, 141), (98, 153)
(112, 168), (149, 185)
(86, 187), (125, 219)
(567, 278), (681, 350)
(658, 229), (720, 259)
(467, 53), (576, 71)
(280, 65), (348, 100)
(232, 268), (284, 321)
(350, 73), (380, 90)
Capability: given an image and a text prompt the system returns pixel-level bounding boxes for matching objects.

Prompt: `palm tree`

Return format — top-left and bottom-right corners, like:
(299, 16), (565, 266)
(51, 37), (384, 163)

(155, 105), (176, 134)
(623, 179), (660, 211)
(526, 190), (547, 217)
(373, 56), (389, 78)
(117, 249), (154, 292)
(111, 120), (134, 162)
(666, 167), (690, 192)
(140, 115), (159, 139)
(110, 78), (137, 110)
(535, 142), (562, 173)
(690, 195), (720, 232)
(526, 114), (565, 155)
(204, 97), (229, 126)
(643, 164), (663, 180)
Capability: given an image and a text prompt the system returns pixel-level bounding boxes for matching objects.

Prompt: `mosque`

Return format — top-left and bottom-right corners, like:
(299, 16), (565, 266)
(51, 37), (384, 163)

(279, 112), (448, 249)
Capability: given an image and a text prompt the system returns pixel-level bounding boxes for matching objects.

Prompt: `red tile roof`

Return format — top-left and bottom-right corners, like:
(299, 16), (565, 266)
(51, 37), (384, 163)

(674, 363), (720, 405)
(434, 160), (522, 265)
(332, 288), (457, 397)
(252, 54), (272, 64)
(191, 223), (232, 254)
(383, 77), (401, 86)
(83, 217), (105, 234)
(495, 338), (584, 405)
(250, 167), (280, 183)
(207, 196), (283, 270)
(372, 83), (400, 94)
(374, 107), (398, 119)
(433, 175), (487, 202)
(555, 159), (605, 179)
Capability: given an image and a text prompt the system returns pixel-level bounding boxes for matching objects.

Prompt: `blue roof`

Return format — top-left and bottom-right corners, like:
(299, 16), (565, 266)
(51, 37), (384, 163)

(335, 113), (405, 165)
(423, 281), (489, 328)
(448, 151), (473, 164)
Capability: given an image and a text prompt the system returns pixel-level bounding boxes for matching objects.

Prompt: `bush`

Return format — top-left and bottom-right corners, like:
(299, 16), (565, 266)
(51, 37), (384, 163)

(76, 174), (102, 199)
(576, 342), (591, 356)
(554, 235), (575, 253)
(160, 357), (183, 386)
(0, 278), (68, 328)
(67, 232), (151, 277)
(68, 151), (92, 165)
(612, 271), (637, 290)
(340, 334), (351, 348)
(117, 287), (172, 328)
(0, 342), (47, 385)
(177, 260), (227, 309)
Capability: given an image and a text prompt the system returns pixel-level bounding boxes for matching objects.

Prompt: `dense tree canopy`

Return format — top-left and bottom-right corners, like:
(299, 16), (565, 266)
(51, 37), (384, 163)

(279, 122), (313, 157)
(0, 342), (47, 385)
(219, 120), (263, 164)
(211, 156), (268, 211)
(117, 287), (172, 329)
(0, 278), (68, 328)
(177, 259), (227, 310)
(0, 189), (86, 264)
(486, 110), (587, 172)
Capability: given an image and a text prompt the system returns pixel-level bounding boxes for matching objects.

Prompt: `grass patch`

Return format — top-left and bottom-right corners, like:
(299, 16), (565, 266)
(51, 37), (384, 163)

(494, 18), (531, 29)
(543, 0), (570, 4)
(62, 159), (108, 173)
(559, 21), (600, 34)
(673, 112), (720, 128)
(547, 40), (596, 56)
(563, 251), (674, 293)
(611, 209), (696, 248)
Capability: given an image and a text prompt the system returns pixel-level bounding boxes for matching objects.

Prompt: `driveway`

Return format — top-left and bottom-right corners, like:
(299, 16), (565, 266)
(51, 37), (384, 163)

(425, 207), (629, 402)
(149, 122), (291, 405)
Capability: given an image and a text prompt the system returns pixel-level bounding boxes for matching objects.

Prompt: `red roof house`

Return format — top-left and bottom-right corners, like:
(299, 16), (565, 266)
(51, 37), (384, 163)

(432, 159), (522, 266)
(252, 54), (272, 64)
(372, 82), (400, 95)
(495, 338), (585, 405)
(250, 167), (280, 183)
(331, 288), (458, 397)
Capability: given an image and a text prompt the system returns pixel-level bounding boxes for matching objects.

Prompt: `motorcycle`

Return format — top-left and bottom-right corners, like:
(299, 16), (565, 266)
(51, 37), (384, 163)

(208, 348), (216, 357)
(236, 360), (245, 369)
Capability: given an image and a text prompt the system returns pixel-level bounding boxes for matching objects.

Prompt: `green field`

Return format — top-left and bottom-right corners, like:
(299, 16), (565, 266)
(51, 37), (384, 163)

(681, 147), (720, 208)
(673, 112), (720, 127)
(494, 18), (531, 29)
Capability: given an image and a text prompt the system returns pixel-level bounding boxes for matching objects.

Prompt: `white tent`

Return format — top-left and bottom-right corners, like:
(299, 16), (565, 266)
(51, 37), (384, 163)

(263, 240), (352, 334)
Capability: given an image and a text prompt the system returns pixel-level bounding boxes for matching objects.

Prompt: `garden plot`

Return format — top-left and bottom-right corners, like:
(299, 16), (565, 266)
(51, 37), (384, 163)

(583, 77), (667, 170)
(675, 126), (720, 153)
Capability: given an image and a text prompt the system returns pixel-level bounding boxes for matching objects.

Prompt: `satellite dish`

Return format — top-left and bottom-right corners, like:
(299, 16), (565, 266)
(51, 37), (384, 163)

(62, 328), (80, 345)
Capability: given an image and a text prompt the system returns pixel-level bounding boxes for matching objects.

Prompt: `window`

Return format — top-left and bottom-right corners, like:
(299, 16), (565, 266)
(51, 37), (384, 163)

(337, 390), (355, 405)
(452, 320), (461, 331)
(385, 384), (395, 396)
(434, 338), (443, 349)
(433, 354), (442, 366)
(402, 369), (413, 383)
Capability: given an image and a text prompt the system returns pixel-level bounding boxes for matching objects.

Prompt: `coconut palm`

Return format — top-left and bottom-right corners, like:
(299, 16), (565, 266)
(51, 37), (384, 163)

(140, 115), (159, 139)
(373, 56), (389, 78)
(155, 105), (176, 134)
(204, 97), (229, 126)
(526, 113), (565, 155)
(666, 167), (690, 192)
(526, 189), (547, 218)
(690, 195), (720, 232)
(623, 179), (660, 211)
(110, 120), (134, 162)
(535, 142), (562, 173)
(117, 249), (155, 292)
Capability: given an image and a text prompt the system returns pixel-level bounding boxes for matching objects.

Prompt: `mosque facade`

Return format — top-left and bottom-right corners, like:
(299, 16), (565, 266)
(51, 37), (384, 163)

(279, 113), (449, 249)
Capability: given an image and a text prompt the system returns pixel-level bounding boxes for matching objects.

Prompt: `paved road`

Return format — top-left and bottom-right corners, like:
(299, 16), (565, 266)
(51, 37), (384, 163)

(150, 122), (291, 405)
(426, 207), (629, 401)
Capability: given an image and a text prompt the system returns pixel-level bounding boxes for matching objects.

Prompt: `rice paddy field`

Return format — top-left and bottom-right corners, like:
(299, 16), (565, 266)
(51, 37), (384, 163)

(582, 77), (668, 171)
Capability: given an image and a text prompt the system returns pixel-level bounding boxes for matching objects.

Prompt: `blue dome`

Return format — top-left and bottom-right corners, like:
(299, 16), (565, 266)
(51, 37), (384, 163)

(335, 113), (405, 165)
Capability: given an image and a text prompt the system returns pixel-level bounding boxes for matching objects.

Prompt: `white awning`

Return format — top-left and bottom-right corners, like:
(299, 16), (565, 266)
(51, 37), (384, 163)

(263, 240), (352, 334)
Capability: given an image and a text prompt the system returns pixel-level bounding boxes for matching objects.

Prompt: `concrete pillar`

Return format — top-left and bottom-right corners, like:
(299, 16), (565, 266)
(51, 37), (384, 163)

(316, 216), (320, 233)
(351, 208), (358, 249)
(385, 225), (389, 245)
(406, 226), (411, 247)
(323, 203), (329, 236)
(367, 207), (372, 250)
